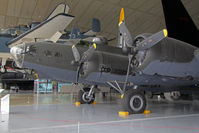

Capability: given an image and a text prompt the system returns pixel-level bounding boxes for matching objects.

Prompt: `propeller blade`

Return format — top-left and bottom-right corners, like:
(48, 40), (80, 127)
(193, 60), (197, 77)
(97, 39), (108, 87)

(119, 22), (133, 48)
(72, 45), (80, 62)
(135, 29), (168, 51)
(119, 8), (125, 25)
(81, 43), (97, 63)
(75, 43), (97, 83)
(118, 8), (133, 49)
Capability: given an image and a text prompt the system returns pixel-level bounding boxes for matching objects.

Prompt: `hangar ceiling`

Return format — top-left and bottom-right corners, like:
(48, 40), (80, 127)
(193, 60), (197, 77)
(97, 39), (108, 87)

(0, 0), (198, 45)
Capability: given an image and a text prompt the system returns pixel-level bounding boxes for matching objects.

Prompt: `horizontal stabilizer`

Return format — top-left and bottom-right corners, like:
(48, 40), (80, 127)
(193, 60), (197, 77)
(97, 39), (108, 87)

(7, 13), (74, 48)
(49, 31), (62, 43)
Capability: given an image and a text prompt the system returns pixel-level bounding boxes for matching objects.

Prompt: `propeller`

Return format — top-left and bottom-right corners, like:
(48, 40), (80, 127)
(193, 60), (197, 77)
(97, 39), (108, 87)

(118, 8), (168, 92)
(72, 43), (97, 83)
(134, 29), (168, 51)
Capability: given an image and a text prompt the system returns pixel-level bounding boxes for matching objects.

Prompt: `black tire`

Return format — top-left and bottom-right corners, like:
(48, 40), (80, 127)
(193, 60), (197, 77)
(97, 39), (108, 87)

(121, 89), (146, 114)
(78, 88), (95, 104)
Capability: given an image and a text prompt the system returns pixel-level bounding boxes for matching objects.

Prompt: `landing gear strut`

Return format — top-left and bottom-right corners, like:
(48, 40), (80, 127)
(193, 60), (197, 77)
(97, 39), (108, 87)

(122, 89), (146, 114)
(78, 85), (95, 104)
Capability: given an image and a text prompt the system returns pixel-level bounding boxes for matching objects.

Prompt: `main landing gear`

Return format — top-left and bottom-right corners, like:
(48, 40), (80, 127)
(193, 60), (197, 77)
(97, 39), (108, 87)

(107, 81), (147, 114)
(121, 89), (146, 114)
(78, 85), (96, 104)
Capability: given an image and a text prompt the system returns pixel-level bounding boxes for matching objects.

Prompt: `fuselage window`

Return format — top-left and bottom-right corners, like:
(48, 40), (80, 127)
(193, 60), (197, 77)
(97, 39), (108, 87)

(44, 50), (52, 57)
(55, 52), (62, 57)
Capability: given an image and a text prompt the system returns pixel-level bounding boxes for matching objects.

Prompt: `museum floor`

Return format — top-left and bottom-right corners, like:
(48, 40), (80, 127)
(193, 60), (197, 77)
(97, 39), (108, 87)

(1, 93), (199, 133)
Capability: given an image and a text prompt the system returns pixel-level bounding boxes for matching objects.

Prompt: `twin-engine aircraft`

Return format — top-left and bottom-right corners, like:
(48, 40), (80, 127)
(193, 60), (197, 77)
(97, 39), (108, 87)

(10, 0), (199, 114)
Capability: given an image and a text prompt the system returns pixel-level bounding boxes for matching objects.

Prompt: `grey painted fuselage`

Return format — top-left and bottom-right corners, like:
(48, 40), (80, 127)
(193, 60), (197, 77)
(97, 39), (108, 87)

(13, 37), (199, 91)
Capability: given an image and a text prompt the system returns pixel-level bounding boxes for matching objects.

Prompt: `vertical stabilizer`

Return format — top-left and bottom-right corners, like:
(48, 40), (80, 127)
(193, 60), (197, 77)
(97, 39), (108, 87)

(46, 3), (70, 20)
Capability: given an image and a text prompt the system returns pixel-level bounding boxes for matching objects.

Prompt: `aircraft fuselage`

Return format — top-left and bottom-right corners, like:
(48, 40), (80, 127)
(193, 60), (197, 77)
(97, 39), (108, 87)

(10, 37), (199, 90)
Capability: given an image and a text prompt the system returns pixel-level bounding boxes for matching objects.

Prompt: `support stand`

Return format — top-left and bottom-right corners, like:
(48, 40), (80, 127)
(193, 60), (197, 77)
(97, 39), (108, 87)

(1, 94), (10, 114)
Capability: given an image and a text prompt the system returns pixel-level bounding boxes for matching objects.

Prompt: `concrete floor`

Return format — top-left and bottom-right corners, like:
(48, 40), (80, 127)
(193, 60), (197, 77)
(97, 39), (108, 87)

(1, 93), (199, 133)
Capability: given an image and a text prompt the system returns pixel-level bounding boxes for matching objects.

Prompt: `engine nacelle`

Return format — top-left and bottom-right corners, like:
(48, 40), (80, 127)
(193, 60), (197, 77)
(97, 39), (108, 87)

(92, 36), (108, 45)
(80, 61), (97, 78)
(134, 33), (152, 46)
(131, 33), (152, 68)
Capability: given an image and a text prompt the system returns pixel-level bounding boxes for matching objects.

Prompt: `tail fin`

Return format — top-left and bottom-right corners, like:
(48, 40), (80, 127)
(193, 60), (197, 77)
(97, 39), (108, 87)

(29, 4), (69, 29)
(91, 18), (101, 33)
(46, 3), (70, 20)
(83, 18), (101, 36)
(7, 14), (74, 48)
(161, 0), (199, 46)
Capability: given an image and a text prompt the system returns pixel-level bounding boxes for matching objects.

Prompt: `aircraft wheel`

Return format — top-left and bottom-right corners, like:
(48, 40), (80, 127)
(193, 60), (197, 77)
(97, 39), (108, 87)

(122, 89), (146, 114)
(78, 88), (95, 104)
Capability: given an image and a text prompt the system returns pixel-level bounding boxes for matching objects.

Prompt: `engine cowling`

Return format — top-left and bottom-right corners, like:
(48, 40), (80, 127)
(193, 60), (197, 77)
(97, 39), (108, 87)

(131, 33), (152, 68)
(92, 36), (108, 45)
(79, 61), (96, 78)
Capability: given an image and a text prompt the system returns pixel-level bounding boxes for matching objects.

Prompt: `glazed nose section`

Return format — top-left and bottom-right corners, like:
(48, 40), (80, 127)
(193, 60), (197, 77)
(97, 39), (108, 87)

(10, 46), (23, 58)
(10, 46), (24, 68)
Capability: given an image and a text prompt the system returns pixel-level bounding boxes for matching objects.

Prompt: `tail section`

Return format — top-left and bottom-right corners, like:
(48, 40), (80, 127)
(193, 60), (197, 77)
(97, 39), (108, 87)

(46, 3), (70, 20)
(83, 18), (101, 36)
(70, 28), (81, 39)
(7, 3), (74, 48)
(29, 4), (70, 29)
(161, 0), (199, 46)
(70, 18), (101, 39)
(7, 14), (74, 48)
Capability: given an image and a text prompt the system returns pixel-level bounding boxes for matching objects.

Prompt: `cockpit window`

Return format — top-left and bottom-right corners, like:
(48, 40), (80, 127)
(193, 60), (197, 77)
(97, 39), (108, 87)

(26, 45), (37, 56)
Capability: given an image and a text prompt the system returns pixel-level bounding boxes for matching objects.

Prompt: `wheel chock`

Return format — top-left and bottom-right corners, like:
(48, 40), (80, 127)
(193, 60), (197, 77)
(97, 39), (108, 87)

(144, 110), (151, 114)
(93, 101), (97, 105)
(119, 111), (129, 116)
(121, 94), (124, 99)
(75, 102), (81, 106)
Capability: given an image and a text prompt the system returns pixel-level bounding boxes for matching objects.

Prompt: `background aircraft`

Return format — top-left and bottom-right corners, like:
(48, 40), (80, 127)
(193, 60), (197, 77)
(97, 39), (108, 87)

(0, 3), (71, 73)
(10, 0), (199, 114)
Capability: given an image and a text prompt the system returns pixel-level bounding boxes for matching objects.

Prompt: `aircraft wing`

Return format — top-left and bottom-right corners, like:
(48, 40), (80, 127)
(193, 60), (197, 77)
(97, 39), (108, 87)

(7, 13), (74, 48)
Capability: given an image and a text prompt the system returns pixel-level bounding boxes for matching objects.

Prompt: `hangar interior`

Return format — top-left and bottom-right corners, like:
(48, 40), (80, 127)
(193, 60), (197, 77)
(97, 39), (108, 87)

(0, 0), (199, 133)
(0, 0), (199, 45)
